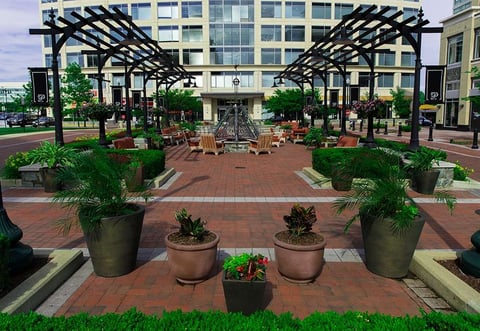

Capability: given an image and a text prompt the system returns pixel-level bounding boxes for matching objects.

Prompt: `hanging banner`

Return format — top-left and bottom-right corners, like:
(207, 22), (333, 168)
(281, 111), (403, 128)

(350, 86), (360, 105)
(132, 91), (141, 109)
(30, 68), (49, 106)
(425, 66), (445, 104)
(329, 89), (339, 108)
(112, 87), (122, 107)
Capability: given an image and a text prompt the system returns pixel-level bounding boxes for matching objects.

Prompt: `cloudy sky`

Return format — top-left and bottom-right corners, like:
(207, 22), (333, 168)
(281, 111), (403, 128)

(0, 1), (453, 83)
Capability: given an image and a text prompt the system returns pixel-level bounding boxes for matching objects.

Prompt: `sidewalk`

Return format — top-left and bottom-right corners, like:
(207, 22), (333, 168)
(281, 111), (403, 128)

(1, 128), (480, 318)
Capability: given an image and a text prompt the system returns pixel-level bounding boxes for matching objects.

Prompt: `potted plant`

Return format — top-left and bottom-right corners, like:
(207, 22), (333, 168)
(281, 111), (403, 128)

(273, 204), (327, 283)
(53, 148), (150, 277)
(165, 208), (220, 284)
(27, 141), (78, 192)
(222, 252), (268, 315)
(303, 128), (324, 149)
(125, 158), (144, 192)
(333, 148), (456, 278)
(404, 146), (446, 194)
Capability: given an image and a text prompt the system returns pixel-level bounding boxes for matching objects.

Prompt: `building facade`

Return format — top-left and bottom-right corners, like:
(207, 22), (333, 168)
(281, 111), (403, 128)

(39, 0), (423, 123)
(439, 0), (480, 131)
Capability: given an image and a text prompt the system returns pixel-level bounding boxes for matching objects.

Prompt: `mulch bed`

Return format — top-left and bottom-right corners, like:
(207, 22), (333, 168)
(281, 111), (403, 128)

(437, 258), (480, 293)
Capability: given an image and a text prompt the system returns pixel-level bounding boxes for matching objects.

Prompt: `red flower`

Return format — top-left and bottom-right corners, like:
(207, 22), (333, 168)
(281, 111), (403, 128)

(236, 266), (244, 272)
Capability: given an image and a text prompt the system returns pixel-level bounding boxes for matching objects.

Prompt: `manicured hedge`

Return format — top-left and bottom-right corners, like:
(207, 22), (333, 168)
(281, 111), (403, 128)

(106, 149), (166, 179)
(0, 309), (479, 330)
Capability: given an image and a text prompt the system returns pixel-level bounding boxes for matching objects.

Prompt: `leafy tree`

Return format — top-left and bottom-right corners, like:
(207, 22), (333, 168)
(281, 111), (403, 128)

(153, 89), (203, 121)
(264, 88), (304, 121)
(390, 86), (411, 118)
(463, 66), (480, 107)
(12, 81), (52, 115)
(60, 63), (94, 118)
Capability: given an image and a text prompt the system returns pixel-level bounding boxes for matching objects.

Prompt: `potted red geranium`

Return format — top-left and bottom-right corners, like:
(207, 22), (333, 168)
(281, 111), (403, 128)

(222, 252), (268, 315)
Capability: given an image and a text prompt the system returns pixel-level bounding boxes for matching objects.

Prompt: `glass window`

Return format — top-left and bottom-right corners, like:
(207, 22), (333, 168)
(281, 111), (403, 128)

(377, 73), (394, 87)
(43, 35), (52, 48)
(211, 71), (253, 88)
(285, 25), (305, 42)
(377, 51), (396, 66)
(158, 26), (179, 42)
(183, 26), (203, 42)
(447, 34), (463, 64)
(311, 26), (330, 42)
(45, 54), (62, 68)
(261, 48), (281, 64)
(158, 2), (178, 19)
(403, 7), (418, 20)
(140, 26), (152, 39)
(182, 1), (202, 18)
(474, 29), (480, 59)
(262, 71), (279, 87)
(261, 25), (281, 42)
(380, 6), (397, 17)
(401, 52), (415, 67)
(209, 47), (254, 65)
(64, 7), (81, 21)
(401, 73), (414, 88)
(183, 49), (203, 65)
(109, 4), (128, 15)
(86, 54), (98, 68)
(358, 28), (375, 43)
(132, 3), (151, 20)
(209, 0), (254, 23)
(334, 4), (353, 19)
(285, 48), (303, 64)
(379, 29), (397, 45)
(312, 3), (331, 19)
(261, 1), (281, 18)
(66, 52), (84, 67)
(358, 72), (370, 87)
(285, 2), (305, 18)
(42, 9), (58, 23)
(210, 24), (254, 46)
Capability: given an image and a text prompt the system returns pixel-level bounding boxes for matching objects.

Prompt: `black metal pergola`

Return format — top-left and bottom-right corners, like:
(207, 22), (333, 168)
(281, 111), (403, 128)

(275, 5), (442, 150)
(30, 5), (192, 145)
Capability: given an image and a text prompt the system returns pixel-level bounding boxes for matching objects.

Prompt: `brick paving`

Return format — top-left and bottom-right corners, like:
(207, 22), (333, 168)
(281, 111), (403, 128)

(1, 126), (480, 318)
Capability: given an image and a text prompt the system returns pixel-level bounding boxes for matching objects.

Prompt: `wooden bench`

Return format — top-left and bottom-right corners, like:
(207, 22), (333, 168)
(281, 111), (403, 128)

(113, 137), (137, 149)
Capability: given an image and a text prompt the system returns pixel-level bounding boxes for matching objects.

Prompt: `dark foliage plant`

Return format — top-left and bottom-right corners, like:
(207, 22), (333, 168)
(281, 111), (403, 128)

(174, 208), (208, 241)
(283, 204), (317, 237)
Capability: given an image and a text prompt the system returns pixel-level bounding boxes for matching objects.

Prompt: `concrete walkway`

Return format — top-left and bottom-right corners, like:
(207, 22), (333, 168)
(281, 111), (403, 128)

(1, 126), (480, 318)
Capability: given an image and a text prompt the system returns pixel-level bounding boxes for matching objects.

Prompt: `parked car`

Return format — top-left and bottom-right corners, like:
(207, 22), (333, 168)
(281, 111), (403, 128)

(0, 112), (15, 120)
(419, 116), (433, 126)
(6, 113), (37, 127)
(32, 116), (55, 128)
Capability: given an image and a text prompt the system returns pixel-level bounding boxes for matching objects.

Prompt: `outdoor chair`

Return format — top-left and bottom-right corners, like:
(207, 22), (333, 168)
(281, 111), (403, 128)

(199, 134), (224, 155)
(248, 133), (273, 155)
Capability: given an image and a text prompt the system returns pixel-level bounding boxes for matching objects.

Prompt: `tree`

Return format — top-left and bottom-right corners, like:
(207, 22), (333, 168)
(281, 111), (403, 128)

(12, 80), (52, 115)
(390, 86), (411, 118)
(154, 89), (203, 122)
(264, 88), (304, 121)
(463, 66), (480, 108)
(61, 63), (94, 119)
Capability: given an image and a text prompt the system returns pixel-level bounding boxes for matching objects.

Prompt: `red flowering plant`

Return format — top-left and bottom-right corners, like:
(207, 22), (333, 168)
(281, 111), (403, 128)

(351, 98), (385, 118)
(223, 252), (268, 281)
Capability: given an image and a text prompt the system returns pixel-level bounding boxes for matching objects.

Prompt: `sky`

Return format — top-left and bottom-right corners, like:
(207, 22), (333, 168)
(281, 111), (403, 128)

(0, 1), (453, 83)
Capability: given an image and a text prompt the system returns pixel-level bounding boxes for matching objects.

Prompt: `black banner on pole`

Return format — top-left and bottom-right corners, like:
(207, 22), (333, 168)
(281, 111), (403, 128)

(329, 89), (339, 108)
(350, 86), (360, 105)
(112, 87), (122, 107)
(132, 91), (141, 109)
(425, 66), (445, 104)
(30, 68), (49, 106)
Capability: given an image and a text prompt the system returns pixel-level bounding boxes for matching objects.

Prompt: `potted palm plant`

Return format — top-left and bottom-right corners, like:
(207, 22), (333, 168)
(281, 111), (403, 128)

(222, 252), (268, 315)
(165, 208), (220, 284)
(404, 146), (446, 194)
(53, 148), (150, 277)
(28, 141), (78, 192)
(273, 204), (327, 283)
(333, 148), (456, 278)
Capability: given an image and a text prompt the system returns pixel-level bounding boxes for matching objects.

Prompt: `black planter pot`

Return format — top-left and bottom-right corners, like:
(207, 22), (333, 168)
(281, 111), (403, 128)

(331, 168), (352, 191)
(39, 167), (61, 193)
(222, 272), (266, 315)
(360, 214), (425, 278)
(83, 204), (145, 277)
(411, 170), (440, 195)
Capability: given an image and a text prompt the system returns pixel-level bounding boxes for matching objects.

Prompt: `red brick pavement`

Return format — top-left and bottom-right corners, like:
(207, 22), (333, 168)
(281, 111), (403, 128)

(1, 128), (480, 318)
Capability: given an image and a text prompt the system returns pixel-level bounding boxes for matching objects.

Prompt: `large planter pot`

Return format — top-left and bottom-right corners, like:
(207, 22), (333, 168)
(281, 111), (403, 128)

(360, 213), (425, 278)
(411, 170), (440, 195)
(273, 230), (327, 283)
(222, 271), (266, 315)
(39, 167), (61, 193)
(83, 204), (145, 277)
(165, 231), (220, 284)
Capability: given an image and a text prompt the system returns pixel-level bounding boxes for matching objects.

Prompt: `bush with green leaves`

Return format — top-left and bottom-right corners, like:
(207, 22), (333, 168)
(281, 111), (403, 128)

(106, 149), (165, 179)
(1, 152), (30, 179)
(27, 141), (78, 169)
(453, 161), (474, 181)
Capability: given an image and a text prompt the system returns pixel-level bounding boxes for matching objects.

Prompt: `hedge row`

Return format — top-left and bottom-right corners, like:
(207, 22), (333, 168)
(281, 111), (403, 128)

(0, 309), (479, 331)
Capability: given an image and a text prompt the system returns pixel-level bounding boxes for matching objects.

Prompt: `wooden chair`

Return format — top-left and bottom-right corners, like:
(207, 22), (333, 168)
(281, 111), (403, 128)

(187, 138), (202, 152)
(199, 134), (224, 155)
(248, 133), (273, 155)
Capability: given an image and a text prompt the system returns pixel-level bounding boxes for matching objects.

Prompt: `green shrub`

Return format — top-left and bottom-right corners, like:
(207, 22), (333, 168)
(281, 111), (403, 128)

(1, 152), (31, 179)
(453, 161), (474, 181)
(106, 149), (165, 179)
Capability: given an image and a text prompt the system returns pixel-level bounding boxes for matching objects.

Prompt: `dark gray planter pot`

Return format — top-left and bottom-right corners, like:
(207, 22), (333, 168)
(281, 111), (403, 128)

(39, 167), (61, 193)
(83, 204), (145, 277)
(411, 170), (440, 195)
(222, 271), (266, 315)
(360, 214), (425, 278)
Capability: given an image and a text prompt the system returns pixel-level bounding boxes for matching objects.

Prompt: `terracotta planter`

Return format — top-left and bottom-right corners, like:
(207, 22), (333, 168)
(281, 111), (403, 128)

(360, 213), (425, 278)
(222, 271), (266, 315)
(411, 170), (440, 195)
(273, 231), (327, 283)
(39, 167), (61, 193)
(165, 231), (220, 284)
(83, 204), (145, 277)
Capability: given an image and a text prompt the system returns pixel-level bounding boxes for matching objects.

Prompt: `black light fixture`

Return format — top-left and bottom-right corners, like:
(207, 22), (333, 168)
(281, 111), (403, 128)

(333, 26), (354, 45)
(278, 78), (284, 85)
(119, 25), (142, 46)
(271, 80), (278, 88)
